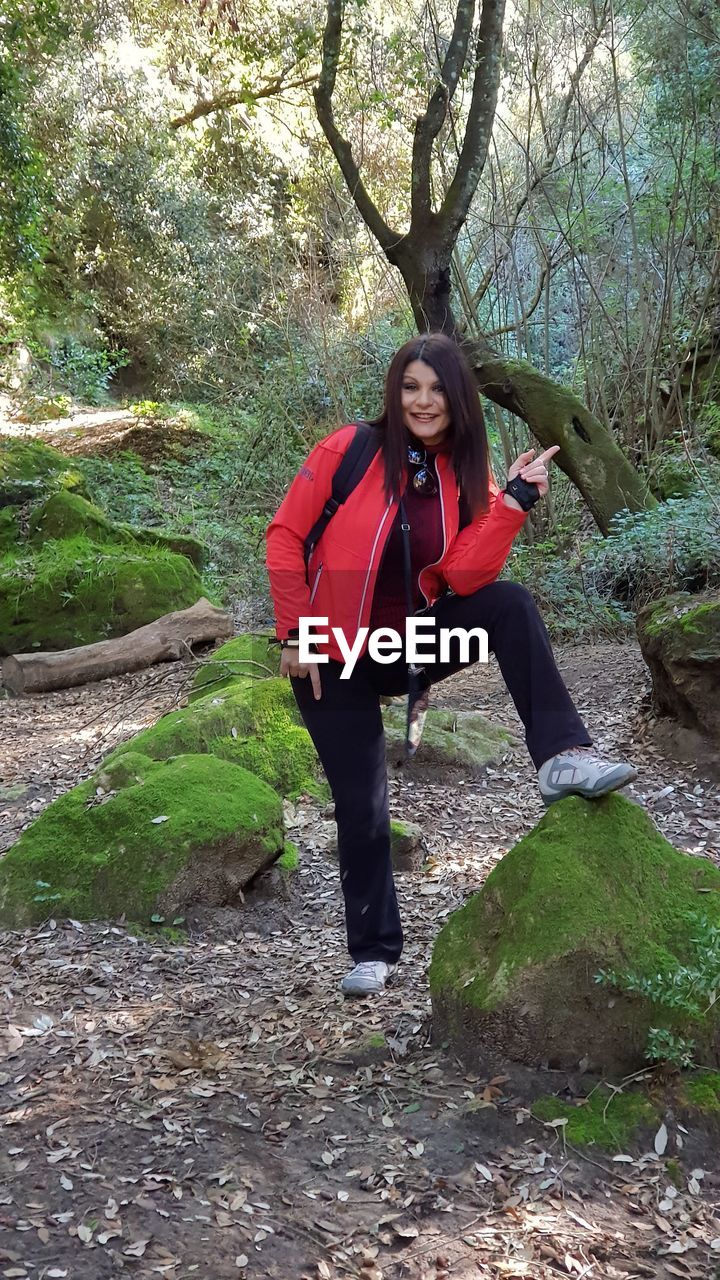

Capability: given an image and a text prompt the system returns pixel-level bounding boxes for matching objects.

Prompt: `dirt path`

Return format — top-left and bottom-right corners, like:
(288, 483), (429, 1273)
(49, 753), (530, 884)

(1, 643), (720, 1279)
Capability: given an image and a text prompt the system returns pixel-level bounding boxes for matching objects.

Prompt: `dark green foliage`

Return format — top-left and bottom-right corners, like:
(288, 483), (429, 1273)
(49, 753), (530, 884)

(596, 912), (720, 1069)
(583, 494), (720, 608)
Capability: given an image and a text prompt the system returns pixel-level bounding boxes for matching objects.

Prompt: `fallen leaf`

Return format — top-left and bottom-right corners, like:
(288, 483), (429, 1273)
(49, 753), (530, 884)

(654, 1123), (668, 1155)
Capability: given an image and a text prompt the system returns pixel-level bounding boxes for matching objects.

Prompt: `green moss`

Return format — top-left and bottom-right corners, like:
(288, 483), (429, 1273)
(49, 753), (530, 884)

(0, 507), (18, 553)
(278, 841), (299, 872)
(109, 678), (320, 799)
(364, 1033), (387, 1050)
(532, 1090), (657, 1152)
(430, 796), (720, 1011)
(27, 490), (206, 569)
(129, 527), (205, 569)
(29, 490), (117, 543)
(683, 1072), (720, 1112)
(383, 704), (514, 770)
(642, 594), (720, 660)
(665, 1158), (683, 1187)
(94, 752), (156, 792)
(189, 633), (281, 702)
(0, 534), (205, 654)
(0, 754), (283, 927)
(0, 437), (86, 505)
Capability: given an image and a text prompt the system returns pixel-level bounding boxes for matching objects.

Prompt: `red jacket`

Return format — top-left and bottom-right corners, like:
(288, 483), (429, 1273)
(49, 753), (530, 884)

(266, 424), (527, 662)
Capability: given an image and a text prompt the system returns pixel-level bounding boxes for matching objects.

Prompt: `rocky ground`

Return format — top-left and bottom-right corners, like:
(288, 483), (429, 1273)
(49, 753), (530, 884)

(2, 642), (720, 1279)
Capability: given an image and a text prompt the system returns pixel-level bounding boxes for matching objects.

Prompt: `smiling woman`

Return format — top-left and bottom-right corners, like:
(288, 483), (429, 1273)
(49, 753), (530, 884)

(400, 360), (451, 446)
(266, 333), (637, 997)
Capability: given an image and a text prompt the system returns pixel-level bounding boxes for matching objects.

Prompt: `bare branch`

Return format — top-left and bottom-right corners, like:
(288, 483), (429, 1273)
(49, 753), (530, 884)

(438, 0), (507, 238)
(411, 0), (476, 222)
(170, 71), (316, 129)
(313, 0), (397, 252)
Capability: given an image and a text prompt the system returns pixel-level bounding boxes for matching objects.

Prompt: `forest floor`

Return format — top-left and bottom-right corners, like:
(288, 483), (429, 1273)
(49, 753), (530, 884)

(2, 641), (720, 1280)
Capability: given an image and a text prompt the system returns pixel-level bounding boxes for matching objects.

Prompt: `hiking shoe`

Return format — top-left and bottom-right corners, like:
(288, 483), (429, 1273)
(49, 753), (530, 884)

(340, 961), (397, 997)
(538, 748), (638, 806)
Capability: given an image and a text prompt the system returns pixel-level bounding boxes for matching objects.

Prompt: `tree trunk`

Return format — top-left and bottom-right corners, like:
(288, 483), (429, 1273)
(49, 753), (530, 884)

(387, 237), (456, 335)
(2, 598), (233, 695)
(466, 343), (655, 534)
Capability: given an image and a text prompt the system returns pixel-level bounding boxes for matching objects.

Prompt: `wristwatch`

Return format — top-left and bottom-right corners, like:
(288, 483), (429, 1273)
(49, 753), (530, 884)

(504, 475), (541, 512)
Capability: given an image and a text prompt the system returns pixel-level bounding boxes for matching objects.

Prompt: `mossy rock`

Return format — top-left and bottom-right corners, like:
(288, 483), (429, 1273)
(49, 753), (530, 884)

(390, 819), (427, 871)
(637, 591), (720, 742)
(107, 677), (320, 799)
(429, 794), (720, 1074)
(189, 633), (281, 703)
(383, 704), (515, 773)
(0, 436), (87, 506)
(28, 490), (205, 569)
(0, 534), (206, 655)
(0, 754), (284, 928)
(129, 527), (205, 569)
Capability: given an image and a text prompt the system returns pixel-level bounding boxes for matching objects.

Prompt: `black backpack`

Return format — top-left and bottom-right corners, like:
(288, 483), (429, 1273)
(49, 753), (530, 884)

(303, 421), (381, 568)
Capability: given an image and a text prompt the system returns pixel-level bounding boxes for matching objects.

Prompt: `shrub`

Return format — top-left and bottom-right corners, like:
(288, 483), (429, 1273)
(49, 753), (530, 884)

(582, 492), (720, 608)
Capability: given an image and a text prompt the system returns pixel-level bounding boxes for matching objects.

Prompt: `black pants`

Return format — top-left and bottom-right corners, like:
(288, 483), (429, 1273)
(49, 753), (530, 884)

(291, 582), (590, 965)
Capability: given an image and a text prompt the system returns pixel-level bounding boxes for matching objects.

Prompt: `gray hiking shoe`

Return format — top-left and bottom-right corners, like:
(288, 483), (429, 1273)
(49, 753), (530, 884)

(538, 748), (638, 806)
(340, 961), (397, 997)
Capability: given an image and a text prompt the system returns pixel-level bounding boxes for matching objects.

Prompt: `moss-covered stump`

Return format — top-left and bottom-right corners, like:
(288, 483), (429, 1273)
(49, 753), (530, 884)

(383, 704), (515, 773)
(108, 677), (320, 799)
(429, 795), (720, 1074)
(0, 535), (205, 655)
(189, 633), (281, 702)
(637, 591), (720, 744)
(0, 754), (284, 928)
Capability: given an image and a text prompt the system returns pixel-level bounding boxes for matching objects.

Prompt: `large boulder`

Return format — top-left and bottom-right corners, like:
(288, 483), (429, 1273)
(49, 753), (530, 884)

(0, 535), (205, 654)
(429, 795), (720, 1074)
(383, 703), (515, 773)
(0, 754), (284, 928)
(107, 676), (321, 799)
(637, 591), (720, 744)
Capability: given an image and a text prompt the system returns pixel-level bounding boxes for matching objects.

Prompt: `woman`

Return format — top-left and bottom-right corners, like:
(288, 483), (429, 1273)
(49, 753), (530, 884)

(266, 334), (636, 997)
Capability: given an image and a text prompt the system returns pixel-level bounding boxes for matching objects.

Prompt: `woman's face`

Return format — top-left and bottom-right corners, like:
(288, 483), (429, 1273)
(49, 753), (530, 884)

(400, 359), (451, 447)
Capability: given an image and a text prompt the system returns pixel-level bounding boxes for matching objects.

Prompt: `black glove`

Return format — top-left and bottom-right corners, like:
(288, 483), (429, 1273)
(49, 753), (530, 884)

(504, 474), (541, 512)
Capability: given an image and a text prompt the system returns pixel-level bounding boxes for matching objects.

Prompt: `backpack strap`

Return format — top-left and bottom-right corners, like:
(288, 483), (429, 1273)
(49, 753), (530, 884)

(303, 421), (381, 567)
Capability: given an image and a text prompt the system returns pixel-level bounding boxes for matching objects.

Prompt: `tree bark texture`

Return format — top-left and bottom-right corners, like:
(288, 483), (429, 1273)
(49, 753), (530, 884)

(467, 344), (655, 533)
(2, 598), (233, 695)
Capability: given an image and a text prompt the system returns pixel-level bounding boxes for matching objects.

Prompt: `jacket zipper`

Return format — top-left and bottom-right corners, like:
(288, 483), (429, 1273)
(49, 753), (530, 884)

(309, 561), (324, 605)
(356, 501), (393, 630)
(418, 457), (447, 607)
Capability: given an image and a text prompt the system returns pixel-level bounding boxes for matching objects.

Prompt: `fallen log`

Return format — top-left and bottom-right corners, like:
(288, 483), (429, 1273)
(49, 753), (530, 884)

(2, 597), (234, 695)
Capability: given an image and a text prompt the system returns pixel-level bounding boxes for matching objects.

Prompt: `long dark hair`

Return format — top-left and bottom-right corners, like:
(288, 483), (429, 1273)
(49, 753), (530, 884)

(371, 334), (490, 517)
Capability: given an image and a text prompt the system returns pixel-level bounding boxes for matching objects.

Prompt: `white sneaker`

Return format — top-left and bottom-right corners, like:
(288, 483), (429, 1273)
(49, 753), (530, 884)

(538, 748), (638, 806)
(340, 961), (397, 997)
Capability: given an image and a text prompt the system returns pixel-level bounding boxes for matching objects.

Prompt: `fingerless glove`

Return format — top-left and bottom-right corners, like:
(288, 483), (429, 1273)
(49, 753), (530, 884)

(504, 475), (541, 512)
